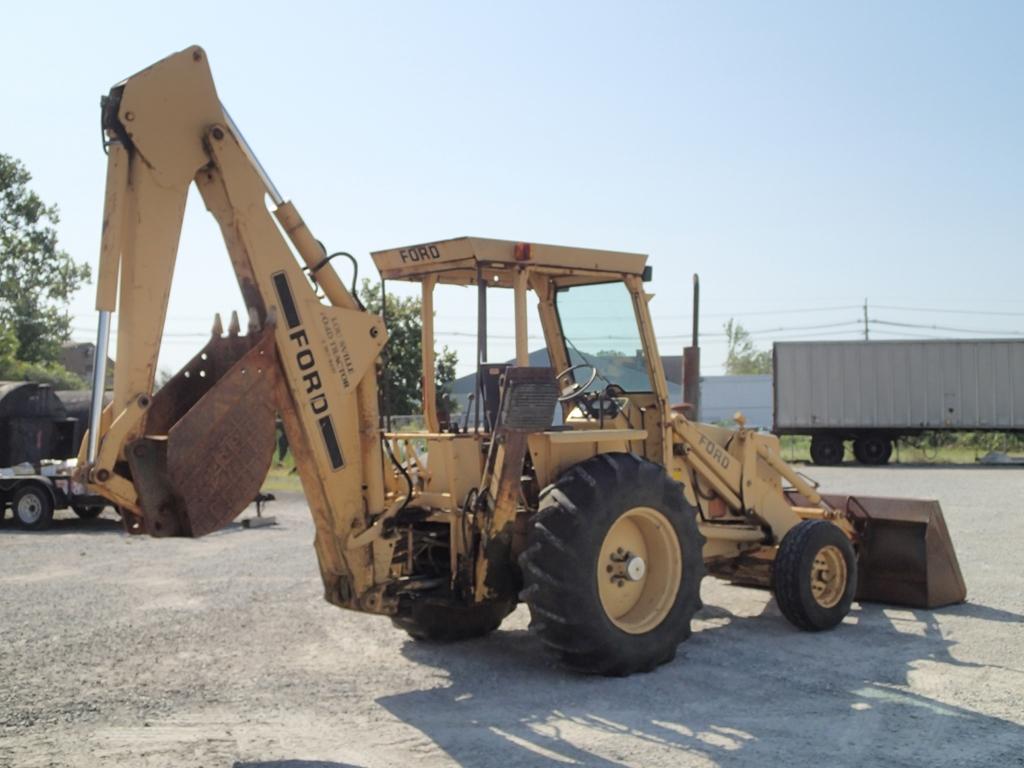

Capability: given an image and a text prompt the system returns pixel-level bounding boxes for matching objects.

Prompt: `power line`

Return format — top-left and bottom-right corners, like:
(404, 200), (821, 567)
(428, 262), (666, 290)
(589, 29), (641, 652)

(867, 328), (961, 340)
(872, 304), (1024, 318)
(708, 320), (863, 338)
(870, 318), (1024, 336)
(698, 305), (862, 319)
(456, 303), (1024, 323)
(71, 311), (1024, 353)
(71, 327), (212, 339)
(734, 328), (868, 341)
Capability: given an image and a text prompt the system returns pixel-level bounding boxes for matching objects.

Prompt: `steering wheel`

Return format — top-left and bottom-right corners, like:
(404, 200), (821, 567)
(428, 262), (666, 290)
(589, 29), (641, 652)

(555, 363), (599, 403)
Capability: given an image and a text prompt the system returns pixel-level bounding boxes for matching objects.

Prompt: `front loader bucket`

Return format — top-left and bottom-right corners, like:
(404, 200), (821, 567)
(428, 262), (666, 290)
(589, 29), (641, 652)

(823, 493), (967, 609)
(125, 317), (278, 537)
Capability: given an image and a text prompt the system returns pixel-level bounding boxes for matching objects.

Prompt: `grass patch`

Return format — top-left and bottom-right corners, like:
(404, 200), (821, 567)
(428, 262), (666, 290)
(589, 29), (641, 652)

(259, 427), (1023, 500)
(261, 449), (303, 493)
(262, 464), (304, 493)
(779, 432), (1022, 465)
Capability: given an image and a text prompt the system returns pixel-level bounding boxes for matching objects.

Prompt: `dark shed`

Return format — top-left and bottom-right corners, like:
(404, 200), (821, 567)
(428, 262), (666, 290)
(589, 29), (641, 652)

(55, 389), (111, 459)
(0, 381), (77, 465)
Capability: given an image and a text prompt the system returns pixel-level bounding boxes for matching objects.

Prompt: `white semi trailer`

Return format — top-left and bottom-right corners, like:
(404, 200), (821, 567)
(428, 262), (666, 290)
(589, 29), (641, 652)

(773, 339), (1024, 465)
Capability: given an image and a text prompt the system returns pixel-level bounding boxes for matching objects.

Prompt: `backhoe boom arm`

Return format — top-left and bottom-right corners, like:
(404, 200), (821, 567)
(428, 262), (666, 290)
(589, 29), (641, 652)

(81, 46), (395, 612)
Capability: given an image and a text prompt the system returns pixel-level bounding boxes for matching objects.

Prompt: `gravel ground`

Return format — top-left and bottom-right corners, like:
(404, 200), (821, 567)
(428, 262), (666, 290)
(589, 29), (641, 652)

(1, 465), (1023, 768)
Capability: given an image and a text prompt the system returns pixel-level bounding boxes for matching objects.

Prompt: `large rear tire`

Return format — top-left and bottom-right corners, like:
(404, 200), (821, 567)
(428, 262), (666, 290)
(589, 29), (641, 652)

(772, 519), (856, 631)
(73, 505), (105, 519)
(392, 595), (515, 643)
(520, 453), (704, 676)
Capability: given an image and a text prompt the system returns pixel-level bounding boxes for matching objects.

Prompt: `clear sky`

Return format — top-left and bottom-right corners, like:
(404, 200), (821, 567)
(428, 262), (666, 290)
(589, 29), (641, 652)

(2, 1), (1021, 380)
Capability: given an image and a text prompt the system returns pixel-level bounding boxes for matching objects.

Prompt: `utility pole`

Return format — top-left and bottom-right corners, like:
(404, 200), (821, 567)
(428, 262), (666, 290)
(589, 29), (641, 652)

(683, 274), (701, 420)
(863, 298), (869, 340)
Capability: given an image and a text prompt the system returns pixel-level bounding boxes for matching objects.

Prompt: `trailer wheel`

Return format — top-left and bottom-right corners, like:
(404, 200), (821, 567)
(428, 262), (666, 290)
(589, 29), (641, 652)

(809, 436), (844, 466)
(853, 437), (892, 466)
(520, 453), (705, 676)
(12, 485), (54, 531)
(73, 505), (105, 519)
(773, 520), (856, 631)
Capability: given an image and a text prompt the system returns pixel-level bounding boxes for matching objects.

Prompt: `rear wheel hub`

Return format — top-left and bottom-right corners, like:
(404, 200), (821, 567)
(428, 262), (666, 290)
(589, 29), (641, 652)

(597, 506), (682, 634)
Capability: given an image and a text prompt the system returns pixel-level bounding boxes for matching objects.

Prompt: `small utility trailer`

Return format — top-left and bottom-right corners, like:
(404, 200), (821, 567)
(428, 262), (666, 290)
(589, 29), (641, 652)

(0, 461), (111, 531)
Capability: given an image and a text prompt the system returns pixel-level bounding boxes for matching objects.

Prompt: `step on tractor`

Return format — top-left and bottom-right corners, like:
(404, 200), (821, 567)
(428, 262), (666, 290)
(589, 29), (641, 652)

(77, 47), (965, 675)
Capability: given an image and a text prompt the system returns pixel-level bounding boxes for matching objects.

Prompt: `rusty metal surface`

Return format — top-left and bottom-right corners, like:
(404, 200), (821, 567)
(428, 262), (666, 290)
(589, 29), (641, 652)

(166, 329), (278, 537)
(126, 437), (190, 537)
(126, 323), (279, 538)
(787, 490), (967, 609)
(146, 320), (260, 436)
(119, 508), (145, 535)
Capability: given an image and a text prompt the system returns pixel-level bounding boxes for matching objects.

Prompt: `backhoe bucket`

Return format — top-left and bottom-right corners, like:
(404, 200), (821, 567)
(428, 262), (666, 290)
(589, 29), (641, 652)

(823, 493), (967, 609)
(126, 317), (279, 537)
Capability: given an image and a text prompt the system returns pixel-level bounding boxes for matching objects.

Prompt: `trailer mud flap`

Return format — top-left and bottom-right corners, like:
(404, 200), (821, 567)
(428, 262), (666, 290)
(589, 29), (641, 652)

(828, 493), (966, 609)
(126, 320), (278, 537)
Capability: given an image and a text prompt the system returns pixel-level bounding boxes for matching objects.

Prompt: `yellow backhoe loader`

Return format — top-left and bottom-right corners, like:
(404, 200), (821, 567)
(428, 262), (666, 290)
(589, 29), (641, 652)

(78, 47), (965, 675)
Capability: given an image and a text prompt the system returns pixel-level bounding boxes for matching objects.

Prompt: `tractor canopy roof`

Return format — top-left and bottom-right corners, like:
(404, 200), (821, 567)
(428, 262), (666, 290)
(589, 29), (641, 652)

(370, 237), (649, 289)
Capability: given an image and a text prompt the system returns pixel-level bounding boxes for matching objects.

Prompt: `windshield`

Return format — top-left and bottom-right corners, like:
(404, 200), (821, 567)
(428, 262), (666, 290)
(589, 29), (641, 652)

(555, 281), (652, 392)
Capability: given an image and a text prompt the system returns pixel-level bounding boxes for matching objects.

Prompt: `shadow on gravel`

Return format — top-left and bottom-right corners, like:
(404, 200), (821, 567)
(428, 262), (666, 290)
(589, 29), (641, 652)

(0, 516), (275, 538)
(0, 515), (124, 535)
(234, 762), (360, 768)
(940, 601), (1024, 623)
(378, 600), (1024, 767)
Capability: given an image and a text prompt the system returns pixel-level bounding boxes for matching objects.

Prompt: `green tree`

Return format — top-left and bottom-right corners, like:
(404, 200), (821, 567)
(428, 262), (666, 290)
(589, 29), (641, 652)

(723, 318), (772, 375)
(0, 324), (86, 388)
(359, 279), (459, 418)
(1, 154), (91, 369)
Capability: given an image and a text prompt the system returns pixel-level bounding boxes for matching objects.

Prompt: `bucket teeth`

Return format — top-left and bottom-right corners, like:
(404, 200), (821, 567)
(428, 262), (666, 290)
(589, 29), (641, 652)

(212, 310), (260, 338)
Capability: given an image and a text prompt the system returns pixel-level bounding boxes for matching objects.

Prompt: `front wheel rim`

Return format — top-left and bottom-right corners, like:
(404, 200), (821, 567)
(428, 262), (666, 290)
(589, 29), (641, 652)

(597, 506), (682, 634)
(810, 544), (848, 608)
(17, 495), (43, 525)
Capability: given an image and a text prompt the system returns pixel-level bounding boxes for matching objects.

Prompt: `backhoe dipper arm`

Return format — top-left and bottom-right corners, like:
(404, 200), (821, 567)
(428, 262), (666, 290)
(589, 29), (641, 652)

(83, 46), (395, 612)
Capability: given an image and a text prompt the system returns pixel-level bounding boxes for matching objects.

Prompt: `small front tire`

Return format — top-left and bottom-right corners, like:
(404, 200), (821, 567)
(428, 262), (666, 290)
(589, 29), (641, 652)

(773, 519), (856, 631)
